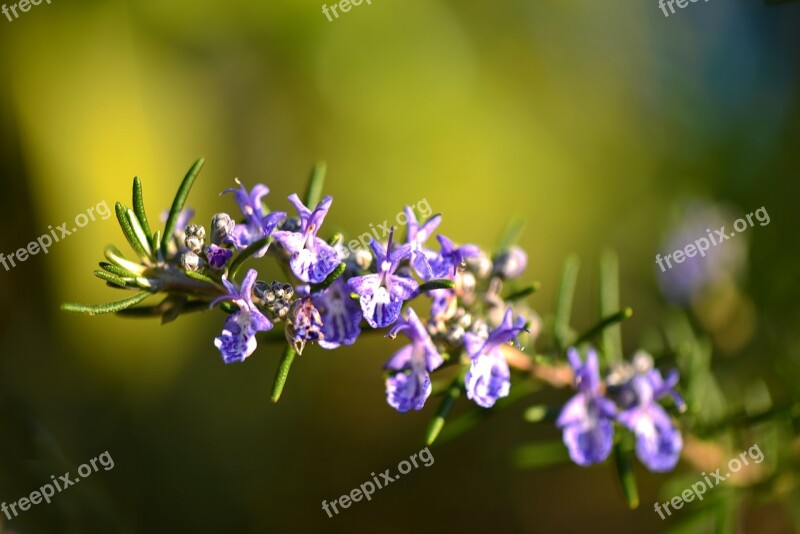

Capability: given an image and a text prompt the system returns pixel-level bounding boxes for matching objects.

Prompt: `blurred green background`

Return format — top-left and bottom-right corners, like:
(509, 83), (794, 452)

(1, 0), (799, 532)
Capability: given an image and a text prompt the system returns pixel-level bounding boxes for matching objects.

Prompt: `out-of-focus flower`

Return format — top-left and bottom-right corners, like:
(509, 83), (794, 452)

(431, 235), (479, 279)
(556, 348), (617, 466)
(657, 200), (748, 304)
(617, 368), (684, 472)
(493, 246), (528, 279)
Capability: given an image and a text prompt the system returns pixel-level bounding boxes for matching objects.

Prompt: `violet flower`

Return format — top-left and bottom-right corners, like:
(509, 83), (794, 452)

(272, 194), (339, 283)
(347, 229), (418, 328)
(312, 278), (363, 350)
(617, 369), (684, 472)
(205, 244), (233, 270)
(431, 235), (480, 279)
(384, 308), (444, 412)
(556, 348), (617, 466)
(222, 180), (285, 257)
(211, 269), (272, 364)
(463, 308), (527, 408)
(404, 206), (442, 280)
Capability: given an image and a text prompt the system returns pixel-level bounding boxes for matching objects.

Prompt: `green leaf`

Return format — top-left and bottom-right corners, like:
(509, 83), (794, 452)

(613, 430), (640, 509)
(99, 261), (137, 278)
(505, 282), (541, 301)
(553, 254), (580, 351)
(522, 405), (554, 423)
(93, 269), (136, 289)
(437, 380), (538, 445)
(104, 245), (146, 275)
(184, 270), (219, 285)
(228, 236), (271, 281)
(310, 262), (346, 293)
(599, 249), (622, 365)
(574, 308), (633, 346)
(271, 344), (297, 403)
(115, 202), (152, 260)
(132, 176), (153, 246)
(418, 279), (456, 293)
(151, 230), (164, 263)
(116, 299), (211, 318)
(426, 370), (465, 446)
(161, 158), (205, 253)
(61, 291), (154, 316)
(512, 441), (571, 469)
(304, 161), (327, 208)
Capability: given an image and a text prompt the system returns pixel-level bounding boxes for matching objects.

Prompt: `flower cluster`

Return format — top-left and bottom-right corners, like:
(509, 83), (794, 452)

(64, 161), (686, 493)
(557, 348), (685, 472)
(203, 179), (536, 413)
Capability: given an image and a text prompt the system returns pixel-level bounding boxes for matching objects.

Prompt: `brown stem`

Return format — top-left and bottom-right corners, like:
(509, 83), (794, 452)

(501, 345), (573, 388)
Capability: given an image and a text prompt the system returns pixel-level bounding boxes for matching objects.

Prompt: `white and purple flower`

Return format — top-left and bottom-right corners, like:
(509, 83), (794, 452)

(384, 308), (444, 412)
(222, 180), (285, 257)
(616, 367), (685, 472)
(431, 235), (480, 279)
(463, 308), (527, 408)
(556, 348), (618, 466)
(272, 194), (339, 284)
(404, 206), (442, 280)
(211, 269), (273, 364)
(347, 229), (418, 328)
(312, 278), (363, 350)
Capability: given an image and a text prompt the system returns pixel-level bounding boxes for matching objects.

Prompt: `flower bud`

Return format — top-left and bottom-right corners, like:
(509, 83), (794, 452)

(467, 252), (493, 279)
(211, 213), (235, 244)
(184, 224), (206, 252)
(181, 251), (201, 272)
(493, 246), (527, 279)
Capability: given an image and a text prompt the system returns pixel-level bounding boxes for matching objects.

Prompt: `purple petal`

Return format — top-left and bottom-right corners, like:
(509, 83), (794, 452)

(261, 211), (286, 236)
(205, 245), (233, 270)
(307, 196), (333, 237)
(417, 214), (442, 243)
(621, 404), (683, 472)
(411, 250), (434, 280)
(368, 238), (387, 264)
(214, 313), (258, 364)
(556, 393), (589, 428)
(272, 230), (305, 254)
(404, 207), (419, 239)
(465, 353), (510, 408)
(384, 345), (413, 370)
(390, 274), (418, 301)
(463, 332), (486, 360)
(385, 368), (431, 413)
(287, 193), (312, 223)
(314, 280), (362, 350)
(347, 273), (380, 297)
(561, 417), (615, 466)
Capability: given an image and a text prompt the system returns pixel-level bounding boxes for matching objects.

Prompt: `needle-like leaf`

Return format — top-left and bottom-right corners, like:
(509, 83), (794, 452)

(161, 158), (205, 253)
(61, 291), (154, 315)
